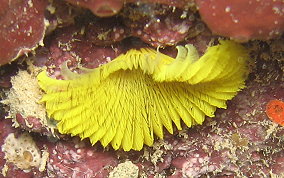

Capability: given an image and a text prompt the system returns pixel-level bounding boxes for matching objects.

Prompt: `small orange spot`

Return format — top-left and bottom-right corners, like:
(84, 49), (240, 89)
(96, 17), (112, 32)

(266, 100), (284, 126)
(23, 151), (33, 162)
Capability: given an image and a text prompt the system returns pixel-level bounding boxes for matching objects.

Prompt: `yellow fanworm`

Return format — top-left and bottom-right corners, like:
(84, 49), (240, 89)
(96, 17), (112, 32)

(37, 40), (249, 151)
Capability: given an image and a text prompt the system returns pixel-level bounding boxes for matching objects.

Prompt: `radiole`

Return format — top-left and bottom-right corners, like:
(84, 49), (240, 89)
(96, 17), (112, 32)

(38, 40), (249, 151)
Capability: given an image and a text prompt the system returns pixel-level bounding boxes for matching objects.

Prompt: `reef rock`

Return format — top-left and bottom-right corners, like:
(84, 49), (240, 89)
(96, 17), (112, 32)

(196, 0), (284, 41)
(0, 0), (47, 65)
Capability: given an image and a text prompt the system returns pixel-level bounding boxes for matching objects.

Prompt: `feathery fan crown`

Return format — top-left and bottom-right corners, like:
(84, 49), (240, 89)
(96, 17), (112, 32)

(38, 40), (249, 151)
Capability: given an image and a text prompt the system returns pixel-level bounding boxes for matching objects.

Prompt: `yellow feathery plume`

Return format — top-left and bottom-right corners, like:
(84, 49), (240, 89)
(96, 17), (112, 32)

(37, 40), (249, 151)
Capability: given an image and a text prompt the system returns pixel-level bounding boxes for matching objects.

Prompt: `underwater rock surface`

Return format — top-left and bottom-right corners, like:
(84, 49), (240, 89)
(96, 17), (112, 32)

(0, 0), (47, 65)
(1, 0), (283, 65)
(0, 1), (283, 177)
(0, 39), (283, 177)
(196, 0), (284, 41)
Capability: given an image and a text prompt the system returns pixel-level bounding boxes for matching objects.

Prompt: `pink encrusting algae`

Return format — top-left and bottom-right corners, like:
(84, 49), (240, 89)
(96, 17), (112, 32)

(195, 0), (284, 41)
(0, 0), (48, 65)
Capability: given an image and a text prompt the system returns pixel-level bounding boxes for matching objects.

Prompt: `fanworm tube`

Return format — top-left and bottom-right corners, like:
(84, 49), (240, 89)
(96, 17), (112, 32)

(38, 40), (249, 151)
